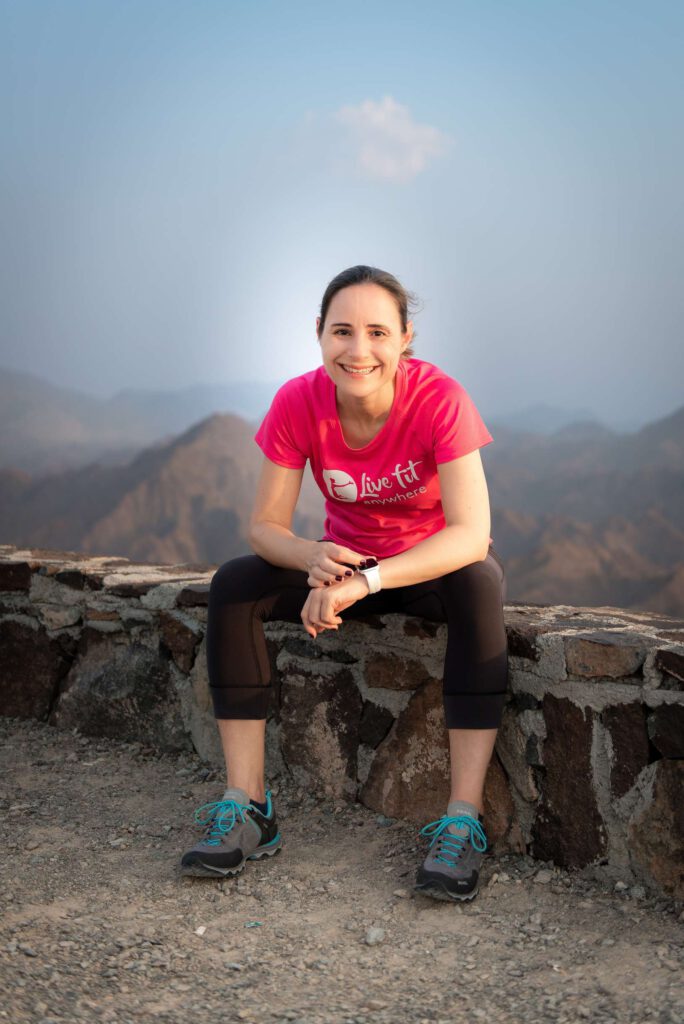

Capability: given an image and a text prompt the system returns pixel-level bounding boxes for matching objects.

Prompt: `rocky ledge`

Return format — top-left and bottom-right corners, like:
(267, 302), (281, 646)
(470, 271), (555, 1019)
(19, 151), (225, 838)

(1, 544), (682, 899)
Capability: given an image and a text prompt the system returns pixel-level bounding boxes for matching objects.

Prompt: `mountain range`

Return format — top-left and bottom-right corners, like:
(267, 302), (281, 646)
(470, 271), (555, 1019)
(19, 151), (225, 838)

(1, 367), (681, 617)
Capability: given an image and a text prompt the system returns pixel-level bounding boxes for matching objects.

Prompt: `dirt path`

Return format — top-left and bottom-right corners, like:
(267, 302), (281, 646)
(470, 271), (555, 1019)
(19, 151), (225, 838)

(1, 717), (682, 1024)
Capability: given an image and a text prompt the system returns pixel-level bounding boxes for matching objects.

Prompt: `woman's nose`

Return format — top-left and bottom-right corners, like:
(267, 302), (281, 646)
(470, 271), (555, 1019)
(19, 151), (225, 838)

(345, 334), (372, 354)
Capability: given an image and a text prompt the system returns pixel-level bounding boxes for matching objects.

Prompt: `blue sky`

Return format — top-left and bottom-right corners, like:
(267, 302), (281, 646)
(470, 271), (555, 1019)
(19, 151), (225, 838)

(1, 0), (682, 428)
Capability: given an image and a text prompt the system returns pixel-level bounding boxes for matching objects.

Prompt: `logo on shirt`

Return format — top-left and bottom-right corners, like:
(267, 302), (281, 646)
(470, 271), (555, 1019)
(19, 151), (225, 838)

(322, 469), (358, 502)
(323, 460), (425, 504)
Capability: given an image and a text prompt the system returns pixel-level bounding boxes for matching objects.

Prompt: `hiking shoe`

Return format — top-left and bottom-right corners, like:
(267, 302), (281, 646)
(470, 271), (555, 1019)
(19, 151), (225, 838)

(179, 786), (282, 878)
(414, 798), (488, 902)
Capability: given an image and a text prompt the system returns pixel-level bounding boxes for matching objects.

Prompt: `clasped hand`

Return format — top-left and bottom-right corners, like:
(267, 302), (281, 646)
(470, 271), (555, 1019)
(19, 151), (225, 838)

(301, 541), (376, 639)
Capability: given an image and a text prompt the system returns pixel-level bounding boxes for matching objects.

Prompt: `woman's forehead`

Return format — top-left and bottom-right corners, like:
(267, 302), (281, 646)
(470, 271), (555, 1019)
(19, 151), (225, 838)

(328, 283), (399, 318)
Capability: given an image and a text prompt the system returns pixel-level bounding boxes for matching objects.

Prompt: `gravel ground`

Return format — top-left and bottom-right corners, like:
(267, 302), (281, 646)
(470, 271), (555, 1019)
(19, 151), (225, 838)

(1, 716), (683, 1024)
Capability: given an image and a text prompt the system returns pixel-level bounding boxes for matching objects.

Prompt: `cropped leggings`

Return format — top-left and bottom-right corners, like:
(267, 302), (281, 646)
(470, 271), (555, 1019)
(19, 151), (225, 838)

(206, 543), (509, 730)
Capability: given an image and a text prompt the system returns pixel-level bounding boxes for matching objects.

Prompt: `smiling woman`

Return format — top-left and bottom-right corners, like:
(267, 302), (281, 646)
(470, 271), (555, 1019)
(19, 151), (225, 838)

(180, 264), (509, 905)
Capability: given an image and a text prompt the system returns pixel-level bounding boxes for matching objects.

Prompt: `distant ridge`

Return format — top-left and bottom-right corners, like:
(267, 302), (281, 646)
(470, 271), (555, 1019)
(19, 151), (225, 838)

(0, 388), (682, 615)
(0, 411), (324, 565)
(0, 366), (661, 476)
(0, 367), (283, 475)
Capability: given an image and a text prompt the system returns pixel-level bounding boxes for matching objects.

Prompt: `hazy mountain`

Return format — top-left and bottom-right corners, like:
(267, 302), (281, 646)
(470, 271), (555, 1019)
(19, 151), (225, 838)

(0, 366), (649, 477)
(0, 412), (325, 566)
(493, 402), (599, 435)
(1, 366), (682, 617)
(0, 367), (282, 475)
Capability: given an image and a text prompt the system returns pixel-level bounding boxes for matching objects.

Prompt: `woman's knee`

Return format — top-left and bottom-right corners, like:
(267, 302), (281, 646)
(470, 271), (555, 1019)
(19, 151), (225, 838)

(208, 553), (265, 603)
(442, 555), (505, 606)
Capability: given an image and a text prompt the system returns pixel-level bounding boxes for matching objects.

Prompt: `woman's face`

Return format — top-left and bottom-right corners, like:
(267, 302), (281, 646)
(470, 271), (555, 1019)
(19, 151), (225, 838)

(316, 283), (413, 399)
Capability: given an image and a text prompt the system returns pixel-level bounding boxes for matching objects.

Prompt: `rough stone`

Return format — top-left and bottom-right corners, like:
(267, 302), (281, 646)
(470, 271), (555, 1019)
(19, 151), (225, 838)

(39, 604), (83, 631)
(85, 608), (120, 622)
(628, 759), (684, 898)
(0, 561), (33, 592)
(159, 611), (201, 673)
(0, 618), (70, 719)
(602, 703), (650, 799)
(565, 633), (647, 679)
(105, 581), (156, 598)
(54, 568), (88, 590)
(280, 665), (362, 799)
(51, 634), (191, 753)
(505, 613), (561, 661)
(482, 750), (523, 852)
(173, 637), (224, 764)
(358, 701), (395, 749)
(531, 696), (607, 869)
(655, 646), (684, 686)
(647, 703), (684, 757)
(360, 676), (450, 824)
(495, 707), (539, 803)
(177, 583), (211, 608)
(363, 651), (431, 692)
(402, 617), (439, 639)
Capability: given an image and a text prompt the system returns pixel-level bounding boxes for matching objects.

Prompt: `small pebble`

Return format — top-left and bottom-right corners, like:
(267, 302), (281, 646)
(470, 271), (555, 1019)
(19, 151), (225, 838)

(364, 927), (385, 946)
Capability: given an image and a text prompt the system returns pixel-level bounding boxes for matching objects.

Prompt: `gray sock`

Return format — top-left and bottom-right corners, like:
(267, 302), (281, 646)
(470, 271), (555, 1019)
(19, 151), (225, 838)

(445, 799), (480, 837)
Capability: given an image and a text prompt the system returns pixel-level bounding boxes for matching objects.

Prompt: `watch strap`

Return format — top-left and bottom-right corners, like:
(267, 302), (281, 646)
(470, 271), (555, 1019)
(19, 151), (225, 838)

(359, 558), (382, 594)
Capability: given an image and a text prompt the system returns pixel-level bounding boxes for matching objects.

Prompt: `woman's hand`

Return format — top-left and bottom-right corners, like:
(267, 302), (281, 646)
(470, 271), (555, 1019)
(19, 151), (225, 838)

(301, 574), (370, 639)
(305, 541), (375, 589)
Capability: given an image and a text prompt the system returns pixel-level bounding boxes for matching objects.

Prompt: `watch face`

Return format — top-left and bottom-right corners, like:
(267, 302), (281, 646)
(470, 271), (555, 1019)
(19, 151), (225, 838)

(363, 558), (378, 569)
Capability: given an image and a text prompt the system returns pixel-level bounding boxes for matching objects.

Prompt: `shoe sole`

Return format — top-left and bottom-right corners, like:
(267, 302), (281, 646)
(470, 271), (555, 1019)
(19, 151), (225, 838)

(413, 880), (479, 903)
(179, 835), (283, 878)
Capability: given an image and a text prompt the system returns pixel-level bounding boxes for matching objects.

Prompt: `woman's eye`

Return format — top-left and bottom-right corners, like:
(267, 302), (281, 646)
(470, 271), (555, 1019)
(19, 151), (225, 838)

(333, 329), (386, 337)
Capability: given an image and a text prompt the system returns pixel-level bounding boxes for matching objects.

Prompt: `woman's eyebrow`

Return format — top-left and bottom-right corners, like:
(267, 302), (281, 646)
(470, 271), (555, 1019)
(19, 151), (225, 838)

(331, 322), (391, 330)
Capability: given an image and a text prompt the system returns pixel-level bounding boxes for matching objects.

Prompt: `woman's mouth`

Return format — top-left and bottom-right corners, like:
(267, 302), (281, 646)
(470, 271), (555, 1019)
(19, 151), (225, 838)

(339, 364), (379, 376)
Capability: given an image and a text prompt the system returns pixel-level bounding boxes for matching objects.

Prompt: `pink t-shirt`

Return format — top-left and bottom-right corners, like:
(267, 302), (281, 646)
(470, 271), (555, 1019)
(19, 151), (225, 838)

(253, 357), (494, 559)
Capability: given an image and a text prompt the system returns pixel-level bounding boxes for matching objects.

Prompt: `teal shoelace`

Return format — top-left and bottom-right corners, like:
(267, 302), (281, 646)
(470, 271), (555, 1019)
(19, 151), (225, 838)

(420, 814), (488, 867)
(194, 799), (250, 847)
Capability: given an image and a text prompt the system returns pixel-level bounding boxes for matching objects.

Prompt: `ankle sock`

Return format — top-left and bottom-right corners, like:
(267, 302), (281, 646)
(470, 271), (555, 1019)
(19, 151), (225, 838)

(445, 799), (481, 837)
(250, 797), (268, 815)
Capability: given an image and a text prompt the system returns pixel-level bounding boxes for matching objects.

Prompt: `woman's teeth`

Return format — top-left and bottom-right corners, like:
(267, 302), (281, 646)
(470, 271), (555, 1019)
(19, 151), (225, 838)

(341, 365), (377, 375)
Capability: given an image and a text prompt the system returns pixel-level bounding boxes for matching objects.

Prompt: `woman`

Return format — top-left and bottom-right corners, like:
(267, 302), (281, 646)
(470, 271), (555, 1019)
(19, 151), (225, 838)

(180, 265), (509, 903)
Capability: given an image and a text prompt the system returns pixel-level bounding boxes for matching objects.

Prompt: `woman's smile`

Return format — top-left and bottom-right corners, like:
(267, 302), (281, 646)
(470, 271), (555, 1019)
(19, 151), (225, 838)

(339, 363), (380, 376)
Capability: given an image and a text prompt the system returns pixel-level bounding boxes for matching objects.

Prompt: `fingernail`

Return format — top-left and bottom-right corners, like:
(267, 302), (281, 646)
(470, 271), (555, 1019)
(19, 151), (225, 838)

(324, 581), (330, 586)
(335, 575), (342, 581)
(345, 570), (352, 576)
(359, 560), (367, 568)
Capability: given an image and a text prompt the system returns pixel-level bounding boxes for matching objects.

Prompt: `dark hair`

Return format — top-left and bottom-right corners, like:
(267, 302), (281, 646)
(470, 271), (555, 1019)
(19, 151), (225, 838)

(316, 265), (421, 360)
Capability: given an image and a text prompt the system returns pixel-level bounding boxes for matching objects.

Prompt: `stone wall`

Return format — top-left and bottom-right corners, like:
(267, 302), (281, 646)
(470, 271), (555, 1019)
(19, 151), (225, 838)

(1, 544), (683, 898)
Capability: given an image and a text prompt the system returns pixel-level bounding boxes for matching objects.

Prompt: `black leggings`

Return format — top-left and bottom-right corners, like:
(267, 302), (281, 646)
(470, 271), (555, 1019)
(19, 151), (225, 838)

(206, 543), (509, 730)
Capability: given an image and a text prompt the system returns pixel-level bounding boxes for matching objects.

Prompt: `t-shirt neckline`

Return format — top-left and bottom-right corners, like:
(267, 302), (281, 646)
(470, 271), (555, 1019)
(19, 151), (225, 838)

(329, 358), (407, 453)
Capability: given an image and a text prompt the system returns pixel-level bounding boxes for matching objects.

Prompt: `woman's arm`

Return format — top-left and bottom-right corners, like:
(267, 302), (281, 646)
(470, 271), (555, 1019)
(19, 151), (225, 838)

(248, 456), (369, 580)
(374, 448), (491, 589)
(248, 456), (317, 571)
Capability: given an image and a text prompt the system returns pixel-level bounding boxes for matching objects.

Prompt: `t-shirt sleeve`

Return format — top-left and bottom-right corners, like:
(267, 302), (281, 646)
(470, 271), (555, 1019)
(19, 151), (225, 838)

(431, 378), (494, 464)
(253, 381), (308, 469)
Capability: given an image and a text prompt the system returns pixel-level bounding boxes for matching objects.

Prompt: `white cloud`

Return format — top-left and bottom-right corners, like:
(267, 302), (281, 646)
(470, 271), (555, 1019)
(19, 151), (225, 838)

(331, 95), (452, 184)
